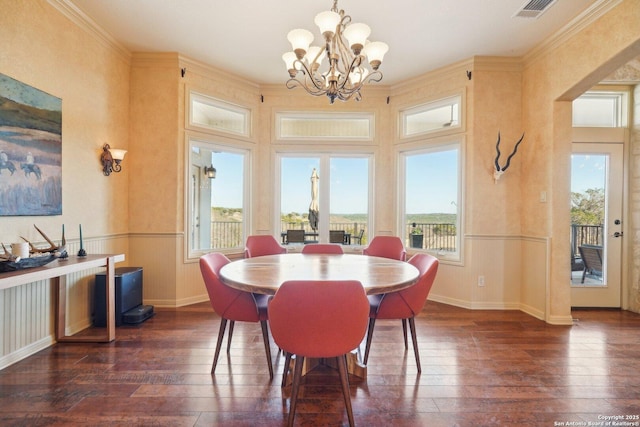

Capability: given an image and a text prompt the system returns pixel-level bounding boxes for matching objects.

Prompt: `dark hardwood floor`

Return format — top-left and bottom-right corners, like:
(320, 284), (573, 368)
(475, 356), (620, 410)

(1, 301), (639, 426)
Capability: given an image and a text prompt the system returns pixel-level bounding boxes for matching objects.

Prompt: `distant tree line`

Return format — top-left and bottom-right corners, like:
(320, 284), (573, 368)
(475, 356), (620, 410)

(571, 188), (604, 225)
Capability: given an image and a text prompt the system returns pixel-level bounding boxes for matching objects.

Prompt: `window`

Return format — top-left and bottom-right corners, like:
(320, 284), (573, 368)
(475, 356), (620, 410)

(400, 95), (462, 138)
(187, 138), (250, 257)
(188, 91), (251, 137)
(572, 91), (628, 128)
(277, 154), (371, 246)
(276, 112), (374, 141)
(399, 141), (462, 260)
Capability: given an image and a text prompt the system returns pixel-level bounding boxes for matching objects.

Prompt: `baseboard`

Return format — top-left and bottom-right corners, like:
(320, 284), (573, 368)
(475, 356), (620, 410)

(145, 294), (209, 308)
(428, 294), (521, 311)
(429, 294), (554, 323)
(0, 336), (55, 370)
(519, 303), (545, 321)
(546, 314), (574, 325)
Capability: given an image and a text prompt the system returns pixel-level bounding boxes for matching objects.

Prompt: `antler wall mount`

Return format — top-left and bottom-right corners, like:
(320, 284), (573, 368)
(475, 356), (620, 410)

(493, 131), (525, 183)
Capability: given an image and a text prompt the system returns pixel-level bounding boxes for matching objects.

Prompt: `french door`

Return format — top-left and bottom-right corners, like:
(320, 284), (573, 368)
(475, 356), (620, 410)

(570, 142), (623, 308)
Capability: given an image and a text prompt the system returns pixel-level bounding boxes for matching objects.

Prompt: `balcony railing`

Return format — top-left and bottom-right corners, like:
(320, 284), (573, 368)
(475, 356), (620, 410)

(211, 221), (244, 249)
(404, 223), (457, 251)
(281, 221), (368, 245)
(206, 221), (369, 249)
(208, 221), (603, 257)
(571, 224), (603, 256)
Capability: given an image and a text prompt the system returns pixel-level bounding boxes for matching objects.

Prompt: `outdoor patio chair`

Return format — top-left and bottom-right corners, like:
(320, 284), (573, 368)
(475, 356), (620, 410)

(351, 229), (365, 245)
(286, 229), (305, 244)
(329, 230), (346, 244)
(578, 245), (603, 283)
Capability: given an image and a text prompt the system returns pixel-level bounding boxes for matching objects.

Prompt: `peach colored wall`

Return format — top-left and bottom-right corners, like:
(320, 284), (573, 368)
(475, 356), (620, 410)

(522, 0), (640, 323)
(0, 0), (131, 367)
(0, 0), (130, 244)
(128, 53), (181, 233)
(468, 58), (523, 235)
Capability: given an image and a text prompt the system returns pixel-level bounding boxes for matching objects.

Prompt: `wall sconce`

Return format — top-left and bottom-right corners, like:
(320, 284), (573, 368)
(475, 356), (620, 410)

(101, 143), (127, 176)
(204, 165), (216, 179)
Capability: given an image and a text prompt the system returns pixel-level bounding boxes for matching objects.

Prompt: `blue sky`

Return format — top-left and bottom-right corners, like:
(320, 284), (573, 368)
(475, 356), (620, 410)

(280, 157), (369, 214)
(210, 151), (459, 215)
(405, 149), (458, 214)
(571, 154), (606, 193)
(210, 150), (606, 210)
(210, 151), (243, 208)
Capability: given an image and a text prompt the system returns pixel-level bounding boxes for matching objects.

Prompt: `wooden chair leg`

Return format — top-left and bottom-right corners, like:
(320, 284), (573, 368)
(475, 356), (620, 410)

(212, 318), (228, 374)
(363, 318), (376, 365)
(260, 320), (274, 379)
(287, 355), (305, 427)
(226, 320), (235, 353)
(281, 352), (292, 387)
(401, 318), (408, 349)
(337, 354), (355, 427)
(408, 316), (421, 373)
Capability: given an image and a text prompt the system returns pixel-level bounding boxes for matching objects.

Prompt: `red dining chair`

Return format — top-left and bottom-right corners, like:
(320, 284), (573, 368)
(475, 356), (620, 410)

(362, 235), (407, 261)
(269, 280), (369, 427)
(362, 253), (438, 373)
(199, 252), (273, 378)
(301, 243), (344, 254)
(244, 235), (287, 258)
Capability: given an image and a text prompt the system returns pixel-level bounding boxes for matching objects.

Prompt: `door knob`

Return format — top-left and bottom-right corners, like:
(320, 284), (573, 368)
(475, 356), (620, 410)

(613, 231), (623, 238)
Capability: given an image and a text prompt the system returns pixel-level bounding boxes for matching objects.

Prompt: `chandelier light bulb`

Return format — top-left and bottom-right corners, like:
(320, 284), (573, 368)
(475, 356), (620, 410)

(282, 52), (298, 76)
(305, 46), (324, 71)
(287, 29), (314, 59)
(342, 23), (371, 55)
(363, 41), (389, 70)
(349, 67), (369, 85)
(314, 10), (341, 40)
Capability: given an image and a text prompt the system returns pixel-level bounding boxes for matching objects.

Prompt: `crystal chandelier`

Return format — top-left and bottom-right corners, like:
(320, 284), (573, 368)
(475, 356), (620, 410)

(282, 0), (389, 104)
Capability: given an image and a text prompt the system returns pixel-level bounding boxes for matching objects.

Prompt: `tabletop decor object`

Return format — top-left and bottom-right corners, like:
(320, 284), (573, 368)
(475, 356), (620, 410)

(0, 252), (59, 273)
(1, 224), (66, 272)
(77, 224), (86, 257)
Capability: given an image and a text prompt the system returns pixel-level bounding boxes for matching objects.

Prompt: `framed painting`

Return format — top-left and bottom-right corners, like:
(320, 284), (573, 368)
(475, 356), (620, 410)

(0, 73), (62, 216)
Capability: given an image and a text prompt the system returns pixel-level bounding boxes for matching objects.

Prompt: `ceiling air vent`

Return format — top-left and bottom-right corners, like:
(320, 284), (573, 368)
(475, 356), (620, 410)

(513, 0), (558, 19)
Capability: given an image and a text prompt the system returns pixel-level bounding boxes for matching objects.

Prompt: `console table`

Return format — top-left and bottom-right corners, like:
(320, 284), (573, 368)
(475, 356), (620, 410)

(0, 254), (125, 343)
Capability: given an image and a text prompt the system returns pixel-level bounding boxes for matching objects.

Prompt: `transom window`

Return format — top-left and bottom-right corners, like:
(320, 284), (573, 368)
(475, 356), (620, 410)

(400, 95), (461, 138)
(572, 91), (628, 128)
(276, 112), (374, 141)
(189, 91), (251, 137)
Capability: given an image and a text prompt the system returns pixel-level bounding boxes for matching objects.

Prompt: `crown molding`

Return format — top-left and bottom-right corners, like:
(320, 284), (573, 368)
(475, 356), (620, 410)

(523, 0), (623, 67)
(48, 0), (131, 63)
(390, 57), (473, 95)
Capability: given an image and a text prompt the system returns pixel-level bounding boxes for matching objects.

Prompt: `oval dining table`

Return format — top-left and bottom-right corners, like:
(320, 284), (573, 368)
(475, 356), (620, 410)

(219, 253), (420, 382)
(219, 253), (419, 296)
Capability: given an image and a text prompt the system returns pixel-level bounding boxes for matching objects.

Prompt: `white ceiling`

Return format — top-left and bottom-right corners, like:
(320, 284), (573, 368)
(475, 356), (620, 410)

(70, 0), (602, 86)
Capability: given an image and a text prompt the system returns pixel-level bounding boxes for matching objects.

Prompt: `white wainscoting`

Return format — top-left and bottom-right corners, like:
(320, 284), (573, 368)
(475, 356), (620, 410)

(428, 234), (549, 321)
(0, 235), (128, 370)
